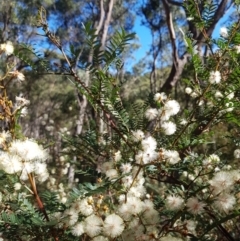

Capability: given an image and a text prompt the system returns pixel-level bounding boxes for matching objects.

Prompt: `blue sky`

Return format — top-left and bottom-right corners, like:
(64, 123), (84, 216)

(35, 4), (236, 73)
(132, 16), (151, 63)
(130, 5), (236, 69)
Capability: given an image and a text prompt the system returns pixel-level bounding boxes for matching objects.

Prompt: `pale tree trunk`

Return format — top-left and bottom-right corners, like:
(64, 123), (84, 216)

(101, 0), (114, 49)
(99, 0), (115, 134)
(68, 0), (115, 186)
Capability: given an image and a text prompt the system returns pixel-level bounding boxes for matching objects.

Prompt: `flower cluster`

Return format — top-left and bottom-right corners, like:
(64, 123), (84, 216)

(0, 41), (14, 55)
(50, 157), (161, 240)
(145, 92), (180, 135)
(0, 139), (49, 182)
(209, 170), (240, 213)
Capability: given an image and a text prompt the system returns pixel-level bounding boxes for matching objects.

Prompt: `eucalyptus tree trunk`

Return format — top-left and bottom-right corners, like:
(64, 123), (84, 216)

(68, 0), (115, 186)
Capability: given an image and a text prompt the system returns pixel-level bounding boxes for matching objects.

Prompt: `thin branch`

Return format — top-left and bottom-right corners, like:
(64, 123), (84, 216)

(197, 0), (230, 42)
(168, 0), (183, 7)
(28, 173), (59, 241)
(162, 0), (178, 62)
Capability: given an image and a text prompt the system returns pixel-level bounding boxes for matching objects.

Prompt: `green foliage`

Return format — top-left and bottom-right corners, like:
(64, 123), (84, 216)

(0, 1), (240, 241)
(201, 1), (218, 28)
(78, 24), (135, 134)
(184, 0), (218, 33)
(83, 23), (135, 73)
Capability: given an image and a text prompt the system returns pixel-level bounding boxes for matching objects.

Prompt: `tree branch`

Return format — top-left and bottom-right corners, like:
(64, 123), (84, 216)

(160, 0), (231, 93)
(197, 0), (230, 42)
(162, 0), (178, 62)
(168, 0), (183, 7)
(160, 0), (189, 93)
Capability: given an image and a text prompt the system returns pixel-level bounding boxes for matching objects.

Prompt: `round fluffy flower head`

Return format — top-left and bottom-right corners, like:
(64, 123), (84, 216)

(185, 87), (193, 95)
(207, 154), (220, 164)
(226, 91), (234, 100)
(145, 108), (158, 121)
(120, 163), (132, 174)
(135, 149), (158, 164)
(0, 131), (11, 145)
(9, 70), (25, 82)
(220, 26), (228, 38)
(164, 100), (180, 116)
(234, 149), (240, 159)
(163, 150), (181, 164)
(131, 130), (145, 142)
(215, 91), (223, 99)
(63, 209), (78, 226)
(0, 152), (23, 174)
(235, 45), (240, 53)
(186, 197), (206, 215)
(141, 136), (157, 151)
(15, 96), (30, 108)
(14, 182), (22, 191)
(9, 139), (48, 162)
(165, 194), (184, 210)
(0, 41), (14, 55)
(158, 108), (171, 121)
(154, 92), (167, 103)
(34, 162), (48, 175)
(209, 71), (221, 84)
(105, 169), (118, 180)
(71, 222), (85, 237)
(20, 107), (28, 117)
(121, 175), (133, 187)
(75, 197), (94, 216)
(180, 118), (187, 125)
(100, 161), (113, 173)
(225, 102), (234, 112)
(84, 214), (103, 238)
(161, 121), (177, 135)
(118, 196), (143, 220)
(214, 193), (236, 213)
(209, 171), (234, 194)
(191, 91), (199, 98)
(103, 213), (125, 238)
(114, 150), (122, 162)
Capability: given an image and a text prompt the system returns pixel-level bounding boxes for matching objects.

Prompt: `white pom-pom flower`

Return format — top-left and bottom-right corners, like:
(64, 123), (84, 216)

(154, 92), (167, 103)
(220, 26), (228, 38)
(165, 194), (184, 210)
(209, 71), (221, 84)
(186, 197), (206, 215)
(0, 41), (14, 55)
(145, 108), (158, 120)
(103, 214), (125, 238)
(161, 121), (177, 135)
(84, 214), (103, 238)
(164, 100), (180, 116)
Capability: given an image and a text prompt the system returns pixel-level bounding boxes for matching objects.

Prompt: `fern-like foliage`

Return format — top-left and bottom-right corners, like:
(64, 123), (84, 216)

(14, 43), (49, 72)
(102, 28), (135, 72)
(83, 22), (135, 73)
(74, 23), (135, 136)
(201, 1), (218, 28)
(184, 0), (217, 31)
